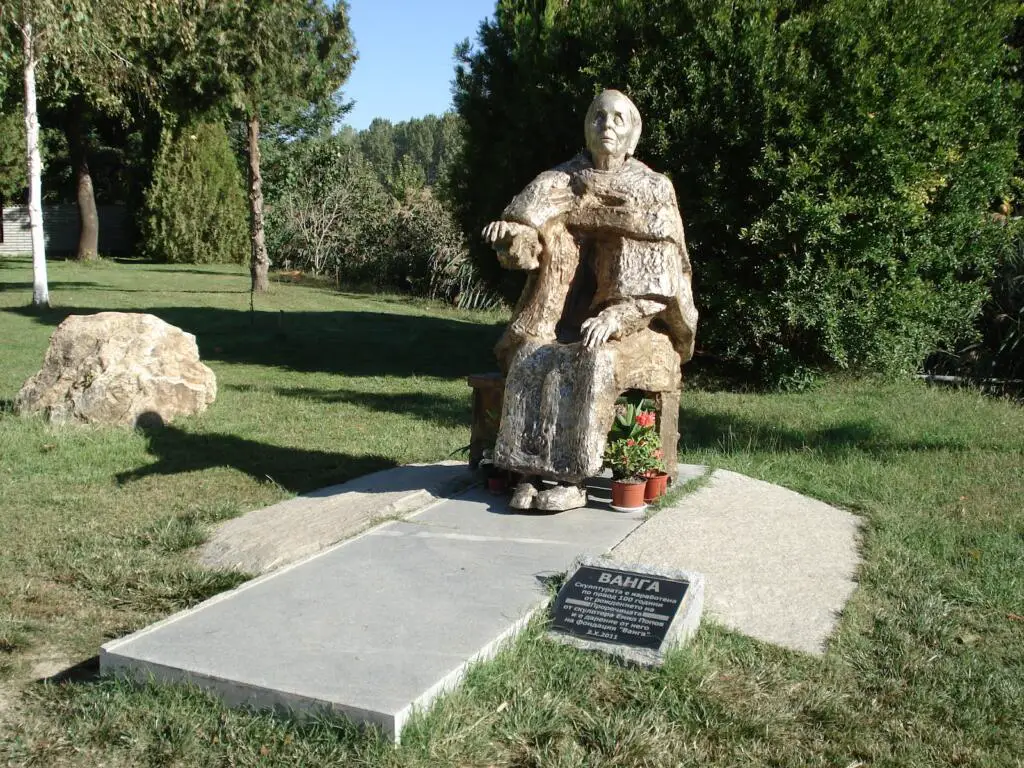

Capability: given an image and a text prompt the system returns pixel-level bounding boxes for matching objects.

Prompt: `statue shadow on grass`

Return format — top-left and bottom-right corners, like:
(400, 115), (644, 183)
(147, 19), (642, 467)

(119, 417), (397, 494)
(270, 386), (471, 429)
(678, 407), (971, 458)
(4, 304), (504, 379)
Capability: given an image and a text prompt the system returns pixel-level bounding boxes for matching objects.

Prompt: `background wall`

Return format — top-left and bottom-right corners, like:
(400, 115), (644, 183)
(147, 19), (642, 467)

(0, 205), (130, 256)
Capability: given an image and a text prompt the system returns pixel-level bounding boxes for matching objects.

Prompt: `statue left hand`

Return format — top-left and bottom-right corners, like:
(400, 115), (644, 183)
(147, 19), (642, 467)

(581, 312), (621, 349)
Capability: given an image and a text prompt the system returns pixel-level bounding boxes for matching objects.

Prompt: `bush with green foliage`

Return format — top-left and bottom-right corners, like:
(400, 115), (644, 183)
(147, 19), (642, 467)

(142, 121), (248, 264)
(453, 0), (1021, 383)
(265, 137), (395, 284)
(972, 228), (1024, 381)
(394, 188), (502, 308)
(266, 136), (501, 306)
(932, 222), (1024, 383)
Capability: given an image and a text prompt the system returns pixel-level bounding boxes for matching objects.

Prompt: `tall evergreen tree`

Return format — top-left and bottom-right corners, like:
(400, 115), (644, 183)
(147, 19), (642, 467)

(143, 120), (249, 265)
(453, 0), (1021, 382)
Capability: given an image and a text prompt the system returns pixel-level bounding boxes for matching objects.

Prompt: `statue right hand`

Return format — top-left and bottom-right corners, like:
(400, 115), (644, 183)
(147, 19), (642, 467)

(482, 221), (541, 270)
(481, 220), (531, 247)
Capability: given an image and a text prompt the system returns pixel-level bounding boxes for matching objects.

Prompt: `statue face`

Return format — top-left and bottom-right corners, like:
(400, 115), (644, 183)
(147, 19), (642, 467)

(585, 91), (638, 163)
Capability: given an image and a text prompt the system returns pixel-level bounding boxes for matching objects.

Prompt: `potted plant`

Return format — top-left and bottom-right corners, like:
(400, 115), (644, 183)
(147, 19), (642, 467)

(603, 402), (663, 510)
(643, 461), (669, 502)
(478, 449), (509, 494)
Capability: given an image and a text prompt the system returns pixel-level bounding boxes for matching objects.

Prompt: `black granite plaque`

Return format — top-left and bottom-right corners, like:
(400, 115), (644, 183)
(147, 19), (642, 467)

(550, 565), (689, 650)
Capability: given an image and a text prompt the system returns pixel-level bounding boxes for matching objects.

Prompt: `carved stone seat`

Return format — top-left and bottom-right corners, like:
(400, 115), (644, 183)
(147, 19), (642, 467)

(468, 371), (681, 482)
(475, 90), (696, 510)
(467, 373), (504, 469)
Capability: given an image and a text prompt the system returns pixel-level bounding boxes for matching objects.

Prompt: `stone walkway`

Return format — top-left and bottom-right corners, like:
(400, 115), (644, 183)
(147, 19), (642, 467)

(102, 462), (861, 741)
(613, 469), (861, 654)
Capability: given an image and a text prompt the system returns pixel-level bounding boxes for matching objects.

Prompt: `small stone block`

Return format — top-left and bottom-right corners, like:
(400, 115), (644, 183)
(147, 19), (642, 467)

(546, 554), (704, 666)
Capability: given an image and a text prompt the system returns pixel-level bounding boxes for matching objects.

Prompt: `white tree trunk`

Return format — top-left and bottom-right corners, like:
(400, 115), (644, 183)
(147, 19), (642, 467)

(23, 20), (49, 308)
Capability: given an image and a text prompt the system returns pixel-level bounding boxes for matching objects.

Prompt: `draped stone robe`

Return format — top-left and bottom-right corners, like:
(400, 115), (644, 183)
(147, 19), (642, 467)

(493, 153), (698, 483)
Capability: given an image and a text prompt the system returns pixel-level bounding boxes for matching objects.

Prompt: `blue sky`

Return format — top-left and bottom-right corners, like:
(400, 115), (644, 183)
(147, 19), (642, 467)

(341, 0), (497, 131)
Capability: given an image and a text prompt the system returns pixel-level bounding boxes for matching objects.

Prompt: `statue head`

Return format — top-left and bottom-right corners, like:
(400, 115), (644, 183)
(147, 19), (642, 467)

(584, 90), (642, 165)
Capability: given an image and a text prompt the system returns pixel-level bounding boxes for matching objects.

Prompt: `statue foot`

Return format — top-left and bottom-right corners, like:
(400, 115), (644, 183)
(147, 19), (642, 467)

(535, 483), (587, 512)
(509, 479), (539, 510)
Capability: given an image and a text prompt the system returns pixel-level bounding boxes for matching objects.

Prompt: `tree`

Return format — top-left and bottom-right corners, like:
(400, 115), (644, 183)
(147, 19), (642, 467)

(11, 1), (140, 265)
(453, 0), (1021, 383)
(2, 0), (155, 305)
(358, 113), (465, 195)
(203, 0), (355, 293)
(62, 94), (99, 259)
(143, 120), (248, 265)
(359, 118), (397, 188)
(6, 2), (49, 306)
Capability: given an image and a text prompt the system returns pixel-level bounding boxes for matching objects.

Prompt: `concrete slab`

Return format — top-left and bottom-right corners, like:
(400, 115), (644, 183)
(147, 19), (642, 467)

(198, 461), (476, 574)
(102, 484), (645, 740)
(612, 469), (861, 655)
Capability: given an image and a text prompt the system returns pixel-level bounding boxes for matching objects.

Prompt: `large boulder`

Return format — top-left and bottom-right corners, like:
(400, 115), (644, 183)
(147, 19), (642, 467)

(16, 312), (217, 426)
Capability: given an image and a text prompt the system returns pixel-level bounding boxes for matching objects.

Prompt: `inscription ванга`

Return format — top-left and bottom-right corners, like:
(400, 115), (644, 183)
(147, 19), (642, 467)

(550, 565), (689, 650)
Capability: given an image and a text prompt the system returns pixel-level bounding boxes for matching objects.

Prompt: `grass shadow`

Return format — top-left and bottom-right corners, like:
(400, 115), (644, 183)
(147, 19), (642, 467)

(0, 281), (102, 291)
(119, 422), (396, 493)
(3, 304), (503, 378)
(273, 386), (470, 428)
(76, 287), (251, 294)
(679, 408), (970, 458)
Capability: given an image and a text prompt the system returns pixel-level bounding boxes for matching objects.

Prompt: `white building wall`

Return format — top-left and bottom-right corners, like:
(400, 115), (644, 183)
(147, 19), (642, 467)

(0, 204), (131, 256)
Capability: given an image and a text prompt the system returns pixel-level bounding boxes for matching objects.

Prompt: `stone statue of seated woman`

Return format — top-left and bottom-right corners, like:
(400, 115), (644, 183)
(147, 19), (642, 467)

(481, 89), (698, 511)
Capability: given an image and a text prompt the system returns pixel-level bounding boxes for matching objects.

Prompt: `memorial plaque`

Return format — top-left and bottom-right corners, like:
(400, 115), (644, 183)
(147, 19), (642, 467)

(550, 564), (689, 650)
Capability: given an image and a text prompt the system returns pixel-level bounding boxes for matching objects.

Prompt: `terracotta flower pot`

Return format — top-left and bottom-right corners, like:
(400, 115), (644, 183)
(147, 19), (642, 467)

(611, 479), (646, 511)
(644, 472), (669, 502)
(487, 474), (508, 494)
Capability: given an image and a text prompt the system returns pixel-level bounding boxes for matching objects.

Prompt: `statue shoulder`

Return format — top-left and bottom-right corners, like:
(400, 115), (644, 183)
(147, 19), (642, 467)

(625, 158), (677, 201)
(502, 154), (586, 227)
(529, 154), (589, 186)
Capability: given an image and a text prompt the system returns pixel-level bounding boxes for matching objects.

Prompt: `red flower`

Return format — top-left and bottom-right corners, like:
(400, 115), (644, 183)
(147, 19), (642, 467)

(626, 439), (636, 446)
(635, 411), (656, 428)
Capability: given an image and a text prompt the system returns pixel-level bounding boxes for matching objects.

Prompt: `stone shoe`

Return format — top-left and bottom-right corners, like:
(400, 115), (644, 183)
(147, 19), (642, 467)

(509, 481), (539, 510)
(535, 484), (587, 511)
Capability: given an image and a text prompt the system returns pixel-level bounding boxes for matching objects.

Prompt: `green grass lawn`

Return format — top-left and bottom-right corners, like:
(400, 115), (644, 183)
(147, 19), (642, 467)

(1, 255), (1022, 767)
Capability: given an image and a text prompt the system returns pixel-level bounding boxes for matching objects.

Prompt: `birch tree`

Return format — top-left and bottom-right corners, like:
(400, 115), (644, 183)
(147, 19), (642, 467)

(1, 0), (133, 303)
(11, 5), (48, 307)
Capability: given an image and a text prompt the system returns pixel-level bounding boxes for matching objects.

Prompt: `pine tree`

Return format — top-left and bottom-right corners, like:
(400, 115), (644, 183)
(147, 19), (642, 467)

(143, 121), (248, 265)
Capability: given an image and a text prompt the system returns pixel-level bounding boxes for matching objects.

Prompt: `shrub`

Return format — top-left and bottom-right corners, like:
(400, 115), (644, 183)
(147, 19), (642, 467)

(453, 0), (1021, 383)
(932, 222), (1024, 383)
(265, 138), (395, 284)
(266, 137), (501, 305)
(392, 188), (502, 308)
(142, 121), (248, 264)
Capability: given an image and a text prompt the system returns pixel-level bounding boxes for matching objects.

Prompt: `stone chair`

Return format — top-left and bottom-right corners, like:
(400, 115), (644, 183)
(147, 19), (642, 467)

(467, 371), (681, 482)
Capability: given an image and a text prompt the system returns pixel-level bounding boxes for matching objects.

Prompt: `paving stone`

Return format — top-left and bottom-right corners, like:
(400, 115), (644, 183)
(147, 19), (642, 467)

(102, 461), (861, 745)
(103, 484), (645, 741)
(612, 469), (861, 655)
(198, 461), (476, 574)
